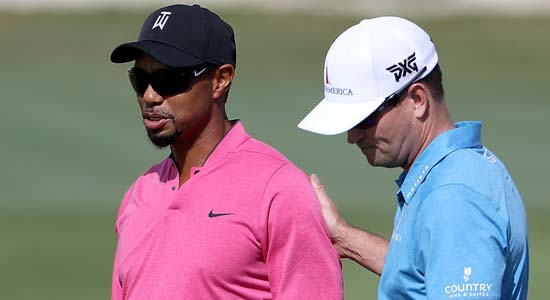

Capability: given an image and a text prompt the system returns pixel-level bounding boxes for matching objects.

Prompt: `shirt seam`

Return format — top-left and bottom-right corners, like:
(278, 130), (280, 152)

(256, 161), (291, 289)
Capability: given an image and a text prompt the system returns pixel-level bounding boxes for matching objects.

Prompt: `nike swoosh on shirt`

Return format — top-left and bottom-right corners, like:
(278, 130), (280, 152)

(208, 209), (234, 218)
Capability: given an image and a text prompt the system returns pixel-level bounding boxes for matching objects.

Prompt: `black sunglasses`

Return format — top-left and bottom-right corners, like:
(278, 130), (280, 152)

(355, 66), (428, 129)
(127, 65), (213, 97)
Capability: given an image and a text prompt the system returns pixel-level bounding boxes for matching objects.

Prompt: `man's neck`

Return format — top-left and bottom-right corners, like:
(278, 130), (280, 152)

(402, 103), (455, 171)
(170, 119), (232, 186)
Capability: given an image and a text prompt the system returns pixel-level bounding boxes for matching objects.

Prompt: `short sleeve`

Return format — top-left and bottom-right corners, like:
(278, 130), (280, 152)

(114, 182), (136, 236)
(112, 182), (136, 300)
(259, 164), (343, 300)
(416, 184), (507, 300)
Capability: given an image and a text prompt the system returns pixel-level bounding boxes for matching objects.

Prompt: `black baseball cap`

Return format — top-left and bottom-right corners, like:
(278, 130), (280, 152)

(110, 4), (236, 68)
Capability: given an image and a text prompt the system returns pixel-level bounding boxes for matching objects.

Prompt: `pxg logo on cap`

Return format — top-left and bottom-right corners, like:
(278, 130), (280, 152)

(386, 52), (418, 82)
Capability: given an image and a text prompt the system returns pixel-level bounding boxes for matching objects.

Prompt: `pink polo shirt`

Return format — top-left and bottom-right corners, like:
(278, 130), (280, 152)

(112, 121), (343, 300)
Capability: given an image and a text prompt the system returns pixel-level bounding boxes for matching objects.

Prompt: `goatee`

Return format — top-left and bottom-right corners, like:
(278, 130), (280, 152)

(147, 128), (181, 149)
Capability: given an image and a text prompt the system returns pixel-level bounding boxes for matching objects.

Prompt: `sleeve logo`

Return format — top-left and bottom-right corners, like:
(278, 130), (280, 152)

(444, 267), (494, 299)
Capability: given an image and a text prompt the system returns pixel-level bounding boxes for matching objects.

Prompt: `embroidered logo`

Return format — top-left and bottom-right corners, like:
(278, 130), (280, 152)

(152, 11), (172, 30)
(323, 64), (353, 96)
(463, 267), (472, 282)
(483, 148), (497, 164)
(208, 209), (234, 218)
(386, 52), (419, 82)
(444, 267), (494, 299)
(193, 67), (207, 77)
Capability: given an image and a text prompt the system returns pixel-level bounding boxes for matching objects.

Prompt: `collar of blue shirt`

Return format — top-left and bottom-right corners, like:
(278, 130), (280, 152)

(395, 121), (482, 204)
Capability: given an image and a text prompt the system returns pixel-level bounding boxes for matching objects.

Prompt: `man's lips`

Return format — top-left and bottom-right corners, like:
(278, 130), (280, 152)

(142, 112), (170, 130)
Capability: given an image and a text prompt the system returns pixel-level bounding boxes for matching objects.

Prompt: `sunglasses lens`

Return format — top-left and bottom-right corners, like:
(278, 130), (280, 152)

(127, 66), (209, 97)
(128, 68), (149, 95)
(154, 71), (192, 96)
(356, 116), (376, 129)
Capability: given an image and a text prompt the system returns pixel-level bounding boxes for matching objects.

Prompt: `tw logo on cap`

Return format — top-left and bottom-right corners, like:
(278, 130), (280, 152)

(152, 11), (172, 30)
(386, 52), (418, 82)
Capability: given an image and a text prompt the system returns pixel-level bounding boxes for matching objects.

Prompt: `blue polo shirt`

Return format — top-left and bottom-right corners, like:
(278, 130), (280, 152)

(378, 121), (529, 300)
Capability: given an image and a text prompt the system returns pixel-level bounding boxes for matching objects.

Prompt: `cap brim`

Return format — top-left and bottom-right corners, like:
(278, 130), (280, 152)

(110, 40), (206, 68)
(298, 97), (382, 135)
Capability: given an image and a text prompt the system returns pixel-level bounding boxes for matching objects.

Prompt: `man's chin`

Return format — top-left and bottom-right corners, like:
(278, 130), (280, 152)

(147, 129), (180, 149)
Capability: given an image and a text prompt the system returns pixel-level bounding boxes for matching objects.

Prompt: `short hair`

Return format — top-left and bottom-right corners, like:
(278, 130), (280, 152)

(418, 64), (444, 101)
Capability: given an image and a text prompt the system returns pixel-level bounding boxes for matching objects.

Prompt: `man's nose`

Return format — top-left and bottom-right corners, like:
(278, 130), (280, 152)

(347, 127), (365, 144)
(142, 85), (164, 106)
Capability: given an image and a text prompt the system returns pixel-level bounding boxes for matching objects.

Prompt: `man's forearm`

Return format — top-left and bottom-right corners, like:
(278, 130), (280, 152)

(334, 225), (389, 276)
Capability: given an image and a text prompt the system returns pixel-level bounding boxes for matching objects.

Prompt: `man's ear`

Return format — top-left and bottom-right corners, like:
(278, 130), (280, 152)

(408, 82), (430, 120)
(212, 64), (235, 101)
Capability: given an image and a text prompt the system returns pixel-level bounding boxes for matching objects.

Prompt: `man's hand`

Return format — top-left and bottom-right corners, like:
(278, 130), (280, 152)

(309, 174), (389, 275)
(310, 174), (349, 257)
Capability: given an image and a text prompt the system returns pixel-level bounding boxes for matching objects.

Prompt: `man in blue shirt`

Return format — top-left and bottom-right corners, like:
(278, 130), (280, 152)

(298, 16), (529, 300)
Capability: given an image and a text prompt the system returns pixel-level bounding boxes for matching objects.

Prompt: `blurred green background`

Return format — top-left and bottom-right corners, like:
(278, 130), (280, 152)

(0, 7), (548, 300)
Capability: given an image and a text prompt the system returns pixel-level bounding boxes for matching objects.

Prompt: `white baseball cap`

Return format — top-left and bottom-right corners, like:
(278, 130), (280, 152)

(298, 16), (438, 135)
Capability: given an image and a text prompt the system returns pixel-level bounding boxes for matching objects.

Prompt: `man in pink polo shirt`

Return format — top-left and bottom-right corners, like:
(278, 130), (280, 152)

(109, 4), (342, 300)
